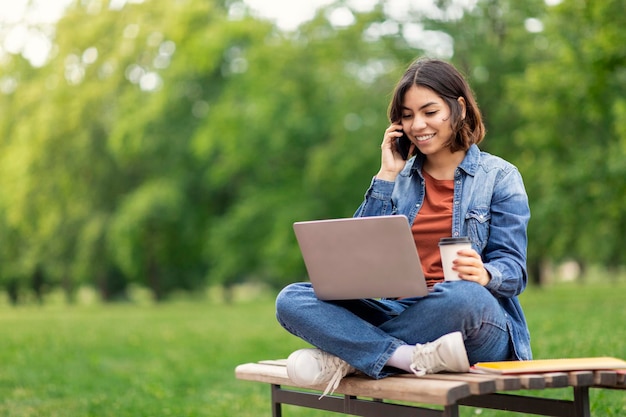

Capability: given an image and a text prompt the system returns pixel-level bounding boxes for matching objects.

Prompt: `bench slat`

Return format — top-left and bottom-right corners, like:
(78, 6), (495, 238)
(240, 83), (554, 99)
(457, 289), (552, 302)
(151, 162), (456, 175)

(338, 374), (471, 405)
(236, 362), (291, 386)
(517, 374), (546, 390)
(259, 359), (287, 366)
(592, 370), (626, 389)
(617, 370), (626, 385)
(486, 374), (524, 391)
(543, 372), (570, 388)
(568, 370), (594, 386)
(594, 370), (617, 386)
(419, 373), (496, 395)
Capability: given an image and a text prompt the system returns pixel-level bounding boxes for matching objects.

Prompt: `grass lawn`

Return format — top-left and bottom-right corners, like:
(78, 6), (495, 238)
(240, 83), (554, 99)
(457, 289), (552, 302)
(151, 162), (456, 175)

(0, 282), (624, 417)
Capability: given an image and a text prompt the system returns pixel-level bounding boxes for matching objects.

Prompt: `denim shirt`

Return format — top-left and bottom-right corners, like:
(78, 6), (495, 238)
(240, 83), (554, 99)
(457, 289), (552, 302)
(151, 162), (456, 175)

(354, 144), (532, 360)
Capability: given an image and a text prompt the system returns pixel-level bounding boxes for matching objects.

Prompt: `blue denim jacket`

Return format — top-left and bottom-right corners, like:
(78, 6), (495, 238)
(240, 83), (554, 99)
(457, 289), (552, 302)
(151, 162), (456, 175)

(354, 144), (532, 360)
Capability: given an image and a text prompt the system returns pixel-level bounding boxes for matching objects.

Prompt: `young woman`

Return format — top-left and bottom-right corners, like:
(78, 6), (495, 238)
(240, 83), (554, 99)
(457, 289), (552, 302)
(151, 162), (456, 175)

(275, 58), (532, 396)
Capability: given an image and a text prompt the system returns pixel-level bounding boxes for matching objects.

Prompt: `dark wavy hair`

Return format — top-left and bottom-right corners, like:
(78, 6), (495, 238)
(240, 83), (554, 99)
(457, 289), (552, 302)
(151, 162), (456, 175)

(388, 58), (485, 152)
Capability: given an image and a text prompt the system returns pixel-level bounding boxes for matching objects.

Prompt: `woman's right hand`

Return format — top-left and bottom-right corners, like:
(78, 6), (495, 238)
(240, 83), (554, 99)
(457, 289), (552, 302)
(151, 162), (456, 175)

(376, 123), (413, 182)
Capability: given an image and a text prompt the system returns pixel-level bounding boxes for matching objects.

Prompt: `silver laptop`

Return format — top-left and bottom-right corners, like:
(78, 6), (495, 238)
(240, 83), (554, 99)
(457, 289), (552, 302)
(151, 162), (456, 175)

(293, 215), (428, 300)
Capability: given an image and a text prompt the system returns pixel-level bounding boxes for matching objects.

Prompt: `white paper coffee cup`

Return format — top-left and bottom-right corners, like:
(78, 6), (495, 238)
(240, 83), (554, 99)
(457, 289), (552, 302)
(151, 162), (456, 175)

(439, 237), (472, 281)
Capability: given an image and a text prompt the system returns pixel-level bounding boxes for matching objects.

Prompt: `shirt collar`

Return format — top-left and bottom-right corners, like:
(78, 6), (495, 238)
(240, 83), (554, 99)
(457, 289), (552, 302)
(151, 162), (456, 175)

(407, 144), (480, 177)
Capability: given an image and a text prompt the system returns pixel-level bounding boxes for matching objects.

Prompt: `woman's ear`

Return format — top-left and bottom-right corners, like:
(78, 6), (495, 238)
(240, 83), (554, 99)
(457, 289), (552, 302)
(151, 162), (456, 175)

(457, 96), (467, 120)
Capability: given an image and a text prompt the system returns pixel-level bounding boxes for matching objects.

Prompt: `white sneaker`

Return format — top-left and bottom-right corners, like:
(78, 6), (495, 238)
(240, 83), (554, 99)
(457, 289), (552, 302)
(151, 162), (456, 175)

(410, 331), (470, 376)
(286, 348), (356, 397)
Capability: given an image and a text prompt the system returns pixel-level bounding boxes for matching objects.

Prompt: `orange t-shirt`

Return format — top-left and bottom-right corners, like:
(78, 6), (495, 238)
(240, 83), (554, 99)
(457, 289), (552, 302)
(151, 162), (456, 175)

(411, 170), (454, 288)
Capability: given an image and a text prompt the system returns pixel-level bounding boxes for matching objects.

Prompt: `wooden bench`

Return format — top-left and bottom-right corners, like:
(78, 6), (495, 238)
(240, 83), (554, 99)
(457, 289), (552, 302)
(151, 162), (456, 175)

(235, 359), (626, 417)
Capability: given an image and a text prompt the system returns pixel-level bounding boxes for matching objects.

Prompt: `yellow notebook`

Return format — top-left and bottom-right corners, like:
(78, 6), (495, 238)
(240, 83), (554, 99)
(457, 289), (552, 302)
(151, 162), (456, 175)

(471, 357), (626, 375)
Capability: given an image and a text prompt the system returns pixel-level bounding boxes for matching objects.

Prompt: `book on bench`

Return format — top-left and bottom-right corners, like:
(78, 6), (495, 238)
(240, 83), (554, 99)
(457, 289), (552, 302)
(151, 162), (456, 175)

(471, 357), (626, 374)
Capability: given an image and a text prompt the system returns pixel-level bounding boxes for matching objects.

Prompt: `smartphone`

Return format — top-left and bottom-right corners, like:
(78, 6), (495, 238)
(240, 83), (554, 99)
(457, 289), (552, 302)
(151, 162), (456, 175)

(395, 132), (412, 160)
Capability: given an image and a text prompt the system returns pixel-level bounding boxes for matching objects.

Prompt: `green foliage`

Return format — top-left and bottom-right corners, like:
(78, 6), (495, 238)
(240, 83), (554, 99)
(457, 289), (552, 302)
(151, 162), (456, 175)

(0, 0), (625, 299)
(509, 0), (626, 268)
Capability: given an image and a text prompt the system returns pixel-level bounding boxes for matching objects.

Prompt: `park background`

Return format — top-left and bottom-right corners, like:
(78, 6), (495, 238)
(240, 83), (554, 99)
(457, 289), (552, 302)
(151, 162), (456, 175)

(0, 0), (624, 416)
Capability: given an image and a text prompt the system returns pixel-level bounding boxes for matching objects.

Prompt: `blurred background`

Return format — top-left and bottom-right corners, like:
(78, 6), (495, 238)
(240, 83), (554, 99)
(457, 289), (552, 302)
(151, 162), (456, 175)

(1, 0), (625, 305)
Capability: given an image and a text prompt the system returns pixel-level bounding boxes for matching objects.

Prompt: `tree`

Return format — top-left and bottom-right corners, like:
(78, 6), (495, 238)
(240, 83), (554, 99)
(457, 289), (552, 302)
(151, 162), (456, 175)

(1, 0), (624, 303)
(509, 0), (626, 277)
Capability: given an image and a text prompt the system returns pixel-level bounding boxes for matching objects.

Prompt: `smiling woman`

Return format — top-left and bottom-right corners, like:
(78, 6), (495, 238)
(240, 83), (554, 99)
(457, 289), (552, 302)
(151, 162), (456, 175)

(274, 58), (533, 398)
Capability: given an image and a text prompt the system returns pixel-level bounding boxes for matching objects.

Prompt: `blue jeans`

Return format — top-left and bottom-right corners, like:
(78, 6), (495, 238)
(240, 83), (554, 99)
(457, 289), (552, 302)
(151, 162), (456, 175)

(275, 280), (513, 379)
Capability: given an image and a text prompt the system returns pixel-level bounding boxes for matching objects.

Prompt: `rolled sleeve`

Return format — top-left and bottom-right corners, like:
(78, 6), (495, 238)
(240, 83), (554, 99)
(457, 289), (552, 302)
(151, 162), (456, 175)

(354, 177), (396, 217)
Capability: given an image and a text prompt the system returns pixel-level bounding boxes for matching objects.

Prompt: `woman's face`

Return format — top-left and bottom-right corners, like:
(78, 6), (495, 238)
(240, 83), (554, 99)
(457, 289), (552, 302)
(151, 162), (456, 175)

(400, 85), (463, 160)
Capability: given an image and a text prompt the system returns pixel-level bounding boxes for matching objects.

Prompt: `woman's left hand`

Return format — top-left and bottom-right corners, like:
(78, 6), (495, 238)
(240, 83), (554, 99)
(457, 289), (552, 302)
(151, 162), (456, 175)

(452, 249), (491, 286)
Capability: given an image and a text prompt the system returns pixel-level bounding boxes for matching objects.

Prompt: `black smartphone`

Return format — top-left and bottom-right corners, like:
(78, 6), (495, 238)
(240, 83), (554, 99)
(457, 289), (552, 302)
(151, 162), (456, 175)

(395, 132), (411, 160)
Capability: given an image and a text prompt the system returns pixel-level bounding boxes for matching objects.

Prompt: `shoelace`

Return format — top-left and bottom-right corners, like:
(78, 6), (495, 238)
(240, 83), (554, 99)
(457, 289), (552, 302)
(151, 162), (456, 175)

(320, 359), (352, 399)
(409, 341), (441, 376)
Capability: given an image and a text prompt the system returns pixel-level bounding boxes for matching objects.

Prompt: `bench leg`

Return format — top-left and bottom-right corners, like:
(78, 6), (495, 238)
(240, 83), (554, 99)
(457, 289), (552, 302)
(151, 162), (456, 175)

(573, 386), (590, 417)
(442, 405), (460, 417)
(271, 384), (282, 417)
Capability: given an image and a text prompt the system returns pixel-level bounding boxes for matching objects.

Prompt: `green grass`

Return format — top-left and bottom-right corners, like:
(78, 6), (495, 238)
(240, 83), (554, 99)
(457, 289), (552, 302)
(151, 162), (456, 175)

(0, 282), (624, 416)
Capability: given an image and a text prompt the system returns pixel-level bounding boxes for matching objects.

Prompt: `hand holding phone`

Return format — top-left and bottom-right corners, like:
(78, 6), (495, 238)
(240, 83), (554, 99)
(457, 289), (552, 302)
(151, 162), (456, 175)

(395, 131), (412, 160)
(377, 125), (412, 181)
